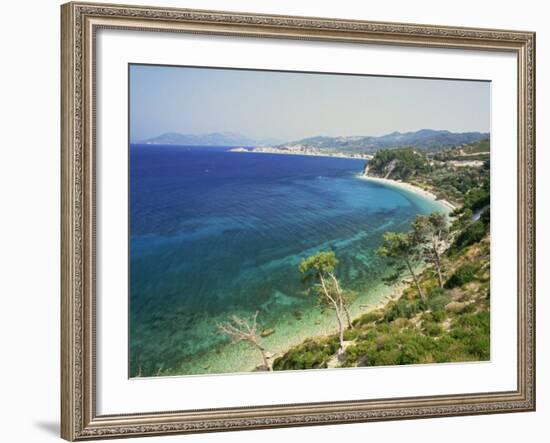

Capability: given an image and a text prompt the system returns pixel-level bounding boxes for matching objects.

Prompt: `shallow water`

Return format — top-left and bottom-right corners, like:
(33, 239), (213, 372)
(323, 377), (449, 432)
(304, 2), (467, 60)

(129, 145), (445, 376)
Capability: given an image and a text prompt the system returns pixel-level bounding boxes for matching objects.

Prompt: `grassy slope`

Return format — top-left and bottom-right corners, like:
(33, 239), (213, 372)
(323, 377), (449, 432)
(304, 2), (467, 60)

(273, 233), (490, 371)
(461, 138), (490, 154)
(430, 138), (490, 162)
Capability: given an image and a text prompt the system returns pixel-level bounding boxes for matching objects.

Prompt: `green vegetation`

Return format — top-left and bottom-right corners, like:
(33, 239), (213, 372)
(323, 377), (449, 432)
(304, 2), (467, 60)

(367, 148), (428, 180)
(366, 140), (490, 207)
(376, 231), (425, 299)
(411, 212), (449, 287)
(273, 336), (340, 370)
(462, 138), (490, 154)
(273, 150), (492, 372)
(449, 200), (490, 254)
(433, 138), (491, 161)
(299, 251), (353, 353)
(451, 221), (485, 251)
(273, 230), (490, 371)
(224, 138), (492, 373)
(445, 263), (478, 289)
(432, 138), (490, 160)
(463, 184), (490, 212)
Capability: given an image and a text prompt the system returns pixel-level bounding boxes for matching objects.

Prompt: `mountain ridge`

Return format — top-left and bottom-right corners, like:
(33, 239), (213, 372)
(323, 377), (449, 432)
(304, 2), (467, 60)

(286, 129), (489, 153)
(138, 129), (489, 152)
(139, 132), (280, 147)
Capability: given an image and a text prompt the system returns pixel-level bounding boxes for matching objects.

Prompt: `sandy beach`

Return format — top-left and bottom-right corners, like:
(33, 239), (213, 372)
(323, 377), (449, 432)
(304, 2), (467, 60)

(357, 174), (456, 212)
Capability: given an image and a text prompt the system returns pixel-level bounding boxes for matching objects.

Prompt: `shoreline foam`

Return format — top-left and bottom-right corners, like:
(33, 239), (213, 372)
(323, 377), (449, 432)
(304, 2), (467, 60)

(357, 174), (456, 212)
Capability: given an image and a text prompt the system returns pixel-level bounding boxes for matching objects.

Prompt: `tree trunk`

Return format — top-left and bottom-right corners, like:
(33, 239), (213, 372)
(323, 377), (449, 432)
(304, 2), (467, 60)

(329, 272), (353, 329)
(405, 259), (425, 300)
(335, 310), (345, 354)
(432, 236), (444, 288)
(255, 343), (272, 371)
(319, 274), (345, 351)
(433, 250), (443, 288)
(342, 304), (353, 330)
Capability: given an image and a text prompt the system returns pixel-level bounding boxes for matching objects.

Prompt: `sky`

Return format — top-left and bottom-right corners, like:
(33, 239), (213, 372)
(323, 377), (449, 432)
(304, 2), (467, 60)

(129, 64), (490, 143)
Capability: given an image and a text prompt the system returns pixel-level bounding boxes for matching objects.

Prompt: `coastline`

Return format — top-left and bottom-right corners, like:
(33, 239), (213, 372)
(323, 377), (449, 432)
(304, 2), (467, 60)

(357, 174), (457, 212)
(164, 174), (454, 376)
(230, 147), (372, 161)
(169, 274), (409, 376)
(167, 169), (456, 376)
(234, 147), (456, 212)
(141, 156), (460, 377)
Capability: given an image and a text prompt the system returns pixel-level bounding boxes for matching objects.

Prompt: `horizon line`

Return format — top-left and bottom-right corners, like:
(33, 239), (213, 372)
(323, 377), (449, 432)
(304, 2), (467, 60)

(133, 128), (491, 144)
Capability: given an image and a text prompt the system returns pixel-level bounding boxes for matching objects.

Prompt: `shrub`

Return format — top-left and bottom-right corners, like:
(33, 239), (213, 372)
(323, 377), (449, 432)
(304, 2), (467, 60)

(451, 208), (473, 231)
(372, 349), (402, 366)
(398, 332), (435, 365)
(431, 310), (448, 322)
(463, 187), (490, 212)
(273, 336), (339, 370)
(450, 221), (487, 252)
(480, 206), (490, 226)
(454, 311), (490, 330)
(426, 286), (451, 311)
(445, 301), (469, 314)
(421, 312), (434, 322)
(368, 148), (427, 180)
(423, 321), (443, 337)
(383, 298), (425, 323)
(449, 312), (490, 360)
(393, 318), (411, 329)
(354, 309), (383, 326)
(445, 264), (478, 289)
(432, 334), (468, 362)
(375, 334), (398, 351)
(466, 333), (490, 358)
(343, 328), (360, 341)
(345, 341), (376, 365)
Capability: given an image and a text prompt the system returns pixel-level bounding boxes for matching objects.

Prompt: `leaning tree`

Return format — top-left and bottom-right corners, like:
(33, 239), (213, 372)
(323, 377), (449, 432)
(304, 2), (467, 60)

(217, 311), (272, 371)
(376, 231), (425, 300)
(299, 251), (351, 354)
(412, 212), (450, 288)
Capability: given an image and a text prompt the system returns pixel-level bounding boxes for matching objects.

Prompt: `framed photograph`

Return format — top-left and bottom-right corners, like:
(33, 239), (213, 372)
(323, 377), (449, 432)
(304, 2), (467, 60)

(61, 2), (536, 440)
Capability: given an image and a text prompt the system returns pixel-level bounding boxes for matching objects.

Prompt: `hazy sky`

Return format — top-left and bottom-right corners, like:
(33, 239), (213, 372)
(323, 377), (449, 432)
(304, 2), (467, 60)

(130, 64), (490, 142)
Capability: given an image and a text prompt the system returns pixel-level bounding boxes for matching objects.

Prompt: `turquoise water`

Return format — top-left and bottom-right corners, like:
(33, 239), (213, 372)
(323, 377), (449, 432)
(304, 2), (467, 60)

(129, 145), (445, 376)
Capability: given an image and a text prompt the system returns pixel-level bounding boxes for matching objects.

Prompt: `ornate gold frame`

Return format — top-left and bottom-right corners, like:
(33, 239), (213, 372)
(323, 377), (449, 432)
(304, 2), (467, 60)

(61, 2), (536, 440)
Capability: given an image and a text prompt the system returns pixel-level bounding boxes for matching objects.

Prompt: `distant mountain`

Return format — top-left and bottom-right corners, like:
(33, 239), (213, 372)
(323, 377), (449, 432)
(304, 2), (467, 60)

(140, 132), (259, 147)
(139, 129), (488, 153)
(286, 129), (489, 153)
(256, 137), (286, 146)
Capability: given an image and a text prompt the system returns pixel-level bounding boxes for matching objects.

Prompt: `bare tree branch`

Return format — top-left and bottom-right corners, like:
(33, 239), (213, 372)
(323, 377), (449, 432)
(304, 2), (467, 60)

(217, 311), (272, 371)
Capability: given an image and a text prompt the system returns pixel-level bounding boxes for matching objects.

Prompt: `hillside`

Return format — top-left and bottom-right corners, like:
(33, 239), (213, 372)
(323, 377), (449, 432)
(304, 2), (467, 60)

(431, 137), (490, 162)
(270, 138), (491, 372)
(273, 231), (490, 371)
(363, 142), (490, 207)
(139, 132), (282, 147)
(138, 129), (489, 153)
(283, 129), (489, 154)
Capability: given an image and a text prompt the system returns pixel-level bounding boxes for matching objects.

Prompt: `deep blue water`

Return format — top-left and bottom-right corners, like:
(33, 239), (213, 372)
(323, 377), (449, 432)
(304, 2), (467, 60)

(129, 145), (443, 376)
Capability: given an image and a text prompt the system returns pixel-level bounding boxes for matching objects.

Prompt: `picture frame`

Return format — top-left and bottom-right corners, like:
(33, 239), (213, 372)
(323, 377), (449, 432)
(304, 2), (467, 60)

(61, 1), (536, 440)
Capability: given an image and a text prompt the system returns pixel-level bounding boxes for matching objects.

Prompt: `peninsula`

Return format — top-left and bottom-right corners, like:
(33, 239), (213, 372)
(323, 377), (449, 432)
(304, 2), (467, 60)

(229, 145), (372, 160)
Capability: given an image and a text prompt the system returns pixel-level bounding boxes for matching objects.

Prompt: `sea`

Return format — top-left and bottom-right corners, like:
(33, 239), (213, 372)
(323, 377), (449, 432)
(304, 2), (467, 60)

(129, 145), (446, 377)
